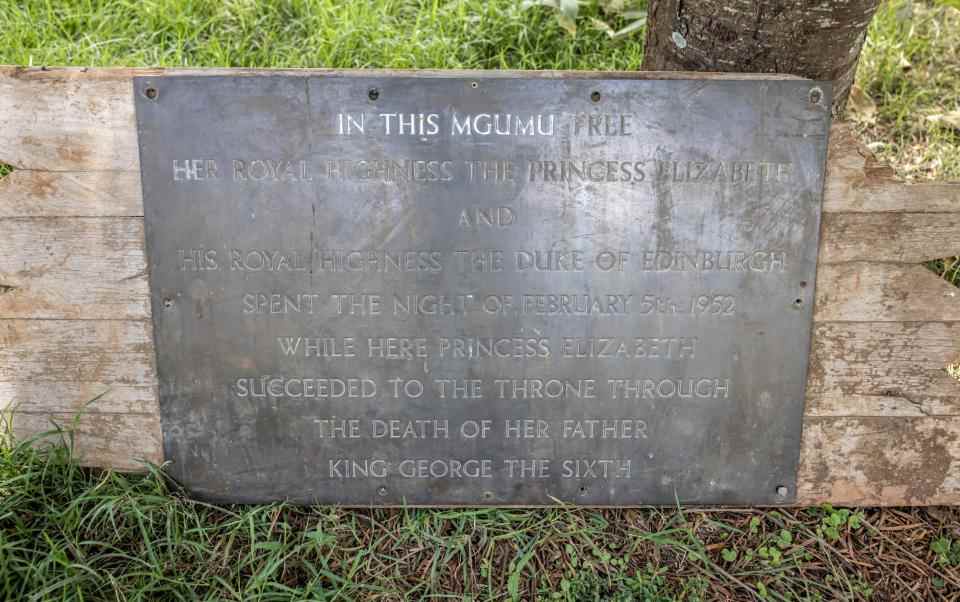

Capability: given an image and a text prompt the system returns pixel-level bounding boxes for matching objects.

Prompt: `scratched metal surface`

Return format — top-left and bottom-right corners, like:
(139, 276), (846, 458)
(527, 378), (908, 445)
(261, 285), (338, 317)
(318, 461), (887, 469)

(135, 74), (831, 505)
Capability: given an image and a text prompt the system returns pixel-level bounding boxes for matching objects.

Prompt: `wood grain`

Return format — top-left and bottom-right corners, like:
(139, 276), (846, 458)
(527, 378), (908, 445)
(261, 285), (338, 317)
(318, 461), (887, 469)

(806, 322), (960, 417)
(797, 416), (960, 506)
(0, 169), (143, 217)
(0, 217), (149, 320)
(3, 217), (955, 322)
(1, 381), (158, 415)
(820, 212), (960, 264)
(1, 67), (959, 503)
(815, 263), (960, 323)
(0, 73), (137, 171)
(7, 411), (162, 471)
(822, 124), (960, 213)
(0, 319), (154, 383)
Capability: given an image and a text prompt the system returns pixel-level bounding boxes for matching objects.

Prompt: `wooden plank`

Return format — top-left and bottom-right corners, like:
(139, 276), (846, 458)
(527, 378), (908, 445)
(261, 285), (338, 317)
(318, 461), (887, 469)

(797, 416), (960, 506)
(0, 73), (137, 171)
(5, 320), (954, 421)
(0, 217), (149, 320)
(0, 319), (154, 383)
(0, 66), (800, 173)
(2, 216), (957, 322)
(820, 212), (960, 264)
(814, 263), (960, 323)
(2, 69), (955, 214)
(829, 180), (960, 214)
(807, 322), (960, 417)
(823, 124), (960, 213)
(0, 65), (804, 81)
(0, 169), (143, 217)
(7, 411), (162, 471)
(0, 382), (158, 415)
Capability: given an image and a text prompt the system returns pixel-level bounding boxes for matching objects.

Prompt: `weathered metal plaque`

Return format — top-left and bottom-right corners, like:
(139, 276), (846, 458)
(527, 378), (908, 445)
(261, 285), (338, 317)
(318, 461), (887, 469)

(135, 73), (831, 505)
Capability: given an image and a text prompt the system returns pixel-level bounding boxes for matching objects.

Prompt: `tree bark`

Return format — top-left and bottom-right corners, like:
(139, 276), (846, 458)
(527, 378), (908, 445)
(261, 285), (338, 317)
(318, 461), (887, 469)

(642, 0), (881, 114)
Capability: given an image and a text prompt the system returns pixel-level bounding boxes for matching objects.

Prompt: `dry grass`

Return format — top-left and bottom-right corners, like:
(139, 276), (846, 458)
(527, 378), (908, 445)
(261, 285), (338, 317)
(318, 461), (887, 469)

(853, 0), (960, 287)
(3, 432), (960, 600)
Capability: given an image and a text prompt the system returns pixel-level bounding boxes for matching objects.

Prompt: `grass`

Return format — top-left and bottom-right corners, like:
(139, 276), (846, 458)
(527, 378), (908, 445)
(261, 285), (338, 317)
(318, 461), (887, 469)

(0, 0), (644, 71)
(3, 429), (960, 600)
(1, 0), (959, 599)
(855, 1), (960, 286)
(856, 0), (960, 182)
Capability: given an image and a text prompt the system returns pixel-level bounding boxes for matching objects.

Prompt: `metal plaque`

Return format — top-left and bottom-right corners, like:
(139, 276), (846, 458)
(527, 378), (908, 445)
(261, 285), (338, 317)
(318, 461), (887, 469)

(135, 74), (832, 505)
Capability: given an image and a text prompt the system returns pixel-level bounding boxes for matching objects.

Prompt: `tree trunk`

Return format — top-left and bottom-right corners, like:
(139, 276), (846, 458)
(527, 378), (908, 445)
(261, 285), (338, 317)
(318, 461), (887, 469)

(642, 0), (881, 114)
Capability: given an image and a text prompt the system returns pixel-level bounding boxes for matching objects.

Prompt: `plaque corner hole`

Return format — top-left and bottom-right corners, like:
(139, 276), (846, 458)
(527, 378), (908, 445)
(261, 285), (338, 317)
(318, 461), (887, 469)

(368, 88), (380, 101)
(162, 297), (174, 309)
(792, 298), (803, 308)
(143, 86), (158, 101)
(470, 81), (479, 89)
(377, 486), (388, 497)
(776, 485), (789, 498)
(590, 90), (602, 103)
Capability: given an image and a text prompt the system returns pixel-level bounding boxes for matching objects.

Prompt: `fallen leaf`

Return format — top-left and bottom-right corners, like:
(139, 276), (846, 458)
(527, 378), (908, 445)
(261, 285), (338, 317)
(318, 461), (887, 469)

(557, 0), (579, 35)
(556, 13), (577, 35)
(611, 17), (646, 39)
(846, 85), (877, 124)
(926, 111), (960, 130)
(590, 17), (615, 37)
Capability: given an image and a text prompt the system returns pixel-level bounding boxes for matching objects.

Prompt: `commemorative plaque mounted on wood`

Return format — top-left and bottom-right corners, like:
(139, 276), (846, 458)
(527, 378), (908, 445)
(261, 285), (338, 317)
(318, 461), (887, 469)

(134, 73), (832, 505)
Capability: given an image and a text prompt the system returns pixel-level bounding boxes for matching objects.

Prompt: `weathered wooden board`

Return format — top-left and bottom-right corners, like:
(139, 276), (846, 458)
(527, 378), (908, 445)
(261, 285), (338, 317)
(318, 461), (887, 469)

(1, 382), (159, 415)
(797, 417), (960, 506)
(815, 263), (960, 323)
(0, 170), (143, 217)
(0, 73), (138, 171)
(6, 412), (162, 471)
(0, 218), (149, 320)
(819, 212), (960, 264)
(807, 322), (960, 417)
(822, 125), (960, 214)
(0, 319), (155, 383)
(0, 67), (958, 505)
(3, 220), (957, 322)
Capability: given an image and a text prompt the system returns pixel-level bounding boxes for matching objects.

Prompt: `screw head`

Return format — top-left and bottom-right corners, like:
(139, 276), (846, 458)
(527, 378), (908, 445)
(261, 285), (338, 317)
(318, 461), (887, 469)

(368, 88), (380, 101)
(377, 486), (387, 497)
(144, 86), (158, 100)
(808, 87), (823, 105)
(590, 90), (602, 103)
